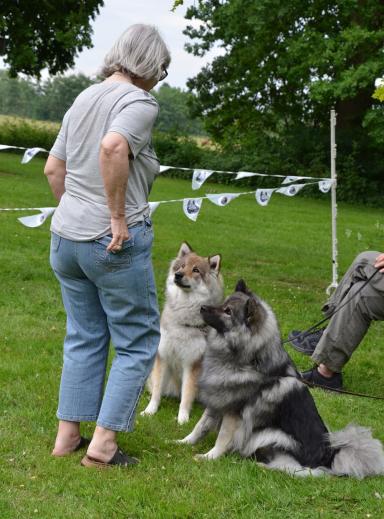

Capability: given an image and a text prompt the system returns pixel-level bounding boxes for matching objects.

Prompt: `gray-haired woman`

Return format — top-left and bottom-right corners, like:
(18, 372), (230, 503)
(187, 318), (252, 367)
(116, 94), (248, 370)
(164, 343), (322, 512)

(44, 24), (170, 468)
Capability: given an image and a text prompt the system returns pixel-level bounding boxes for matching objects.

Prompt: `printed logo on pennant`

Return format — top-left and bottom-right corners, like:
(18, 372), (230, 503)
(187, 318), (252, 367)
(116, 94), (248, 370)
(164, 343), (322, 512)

(206, 193), (240, 206)
(276, 184), (305, 196)
(255, 189), (274, 206)
(318, 180), (332, 193)
(192, 169), (214, 190)
(183, 198), (203, 221)
(18, 207), (55, 228)
(21, 147), (47, 164)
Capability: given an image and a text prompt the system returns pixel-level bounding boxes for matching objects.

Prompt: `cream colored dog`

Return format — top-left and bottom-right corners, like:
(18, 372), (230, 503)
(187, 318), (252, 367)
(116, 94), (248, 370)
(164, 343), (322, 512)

(141, 242), (223, 424)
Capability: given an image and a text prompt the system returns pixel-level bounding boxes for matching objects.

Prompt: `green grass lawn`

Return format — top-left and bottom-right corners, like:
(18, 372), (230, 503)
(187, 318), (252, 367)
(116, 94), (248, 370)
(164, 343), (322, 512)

(0, 151), (383, 519)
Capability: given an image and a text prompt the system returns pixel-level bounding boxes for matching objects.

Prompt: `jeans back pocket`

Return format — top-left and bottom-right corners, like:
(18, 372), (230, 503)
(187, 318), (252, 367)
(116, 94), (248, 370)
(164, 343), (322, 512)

(93, 235), (134, 271)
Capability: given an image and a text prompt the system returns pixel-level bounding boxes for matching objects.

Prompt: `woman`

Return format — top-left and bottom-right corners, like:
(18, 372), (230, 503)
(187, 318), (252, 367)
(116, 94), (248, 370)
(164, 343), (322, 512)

(44, 24), (170, 468)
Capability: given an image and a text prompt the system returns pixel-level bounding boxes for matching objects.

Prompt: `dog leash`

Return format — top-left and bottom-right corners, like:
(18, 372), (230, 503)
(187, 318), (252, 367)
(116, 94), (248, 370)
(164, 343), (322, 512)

(300, 379), (384, 400)
(282, 268), (384, 400)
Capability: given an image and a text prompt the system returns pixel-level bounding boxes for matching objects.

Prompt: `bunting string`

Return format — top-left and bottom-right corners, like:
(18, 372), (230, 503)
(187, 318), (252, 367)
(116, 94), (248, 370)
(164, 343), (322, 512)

(1, 143), (332, 187)
(0, 181), (333, 227)
(0, 143), (333, 226)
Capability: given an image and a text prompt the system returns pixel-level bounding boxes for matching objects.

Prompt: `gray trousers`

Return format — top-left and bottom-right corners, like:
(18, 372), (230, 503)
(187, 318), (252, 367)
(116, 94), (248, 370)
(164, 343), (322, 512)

(312, 251), (384, 372)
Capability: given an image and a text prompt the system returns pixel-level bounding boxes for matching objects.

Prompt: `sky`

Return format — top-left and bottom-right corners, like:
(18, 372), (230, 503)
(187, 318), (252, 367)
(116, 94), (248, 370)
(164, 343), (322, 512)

(67, 0), (221, 89)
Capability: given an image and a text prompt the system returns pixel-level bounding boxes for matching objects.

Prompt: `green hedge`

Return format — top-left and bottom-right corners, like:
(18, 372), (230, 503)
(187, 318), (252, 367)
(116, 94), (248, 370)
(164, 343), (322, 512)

(1, 115), (381, 205)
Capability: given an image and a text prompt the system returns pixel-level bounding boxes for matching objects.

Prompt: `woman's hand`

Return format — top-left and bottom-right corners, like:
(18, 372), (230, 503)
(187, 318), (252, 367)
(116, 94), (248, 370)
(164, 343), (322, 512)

(374, 253), (384, 272)
(108, 216), (129, 253)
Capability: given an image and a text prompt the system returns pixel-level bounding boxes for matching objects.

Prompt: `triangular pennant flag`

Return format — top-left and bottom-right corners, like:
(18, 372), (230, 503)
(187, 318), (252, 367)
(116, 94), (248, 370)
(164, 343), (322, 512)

(235, 171), (258, 180)
(159, 165), (171, 173)
(276, 184), (305, 196)
(0, 144), (25, 150)
(148, 201), (160, 216)
(192, 169), (214, 190)
(21, 147), (48, 164)
(255, 189), (275, 206)
(318, 180), (333, 193)
(18, 207), (55, 227)
(206, 193), (240, 206)
(183, 198), (203, 221)
(282, 175), (305, 184)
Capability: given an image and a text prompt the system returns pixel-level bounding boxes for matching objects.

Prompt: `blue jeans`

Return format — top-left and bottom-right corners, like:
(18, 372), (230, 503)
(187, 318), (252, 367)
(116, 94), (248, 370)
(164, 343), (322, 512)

(50, 218), (160, 432)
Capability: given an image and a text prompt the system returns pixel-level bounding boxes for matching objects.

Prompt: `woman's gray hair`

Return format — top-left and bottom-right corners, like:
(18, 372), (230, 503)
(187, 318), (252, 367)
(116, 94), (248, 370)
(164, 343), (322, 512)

(101, 24), (171, 81)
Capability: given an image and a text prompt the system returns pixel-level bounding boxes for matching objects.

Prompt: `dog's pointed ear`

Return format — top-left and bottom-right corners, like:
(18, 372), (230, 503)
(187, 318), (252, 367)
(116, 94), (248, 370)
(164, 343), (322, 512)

(209, 254), (221, 272)
(177, 242), (193, 258)
(235, 279), (248, 293)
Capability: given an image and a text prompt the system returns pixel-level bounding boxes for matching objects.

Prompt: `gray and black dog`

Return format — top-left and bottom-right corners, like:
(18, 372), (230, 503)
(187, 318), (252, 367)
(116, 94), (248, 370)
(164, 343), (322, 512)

(177, 280), (384, 478)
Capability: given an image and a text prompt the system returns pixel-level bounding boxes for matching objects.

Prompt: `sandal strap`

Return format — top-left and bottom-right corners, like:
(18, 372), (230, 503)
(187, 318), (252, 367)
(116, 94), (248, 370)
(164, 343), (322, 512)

(108, 448), (139, 466)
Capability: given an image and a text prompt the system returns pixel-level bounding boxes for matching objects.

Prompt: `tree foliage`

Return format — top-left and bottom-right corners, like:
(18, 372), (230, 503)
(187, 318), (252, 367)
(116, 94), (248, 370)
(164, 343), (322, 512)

(153, 83), (205, 135)
(0, 72), (204, 136)
(0, 0), (103, 76)
(184, 0), (384, 202)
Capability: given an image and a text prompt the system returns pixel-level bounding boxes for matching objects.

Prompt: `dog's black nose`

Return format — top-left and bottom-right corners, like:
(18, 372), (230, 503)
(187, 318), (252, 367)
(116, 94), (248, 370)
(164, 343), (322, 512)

(175, 272), (184, 280)
(200, 305), (207, 313)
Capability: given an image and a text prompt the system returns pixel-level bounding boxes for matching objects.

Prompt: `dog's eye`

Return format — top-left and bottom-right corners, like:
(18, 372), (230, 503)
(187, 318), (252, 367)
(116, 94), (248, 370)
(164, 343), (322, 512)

(224, 307), (231, 315)
(192, 267), (200, 273)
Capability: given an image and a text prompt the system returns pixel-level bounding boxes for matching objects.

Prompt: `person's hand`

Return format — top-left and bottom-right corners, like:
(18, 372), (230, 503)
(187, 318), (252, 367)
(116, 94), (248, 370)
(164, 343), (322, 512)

(374, 253), (384, 272)
(108, 216), (129, 253)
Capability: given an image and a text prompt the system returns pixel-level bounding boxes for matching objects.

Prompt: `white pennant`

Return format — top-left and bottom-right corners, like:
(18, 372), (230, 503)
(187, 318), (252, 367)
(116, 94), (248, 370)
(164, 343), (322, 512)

(276, 184), (305, 196)
(318, 180), (333, 193)
(18, 207), (56, 227)
(21, 147), (48, 164)
(148, 202), (160, 216)
(183, 198), (203, 221)
(206, 193), (240, 206)
(192, 169), (214, 190)
(159, 165), (171, 173)
(0, 144), (25, 151)
(255, 189), (275, 206)
(235, 171), (258, 180)
(282, 175), (306, 184)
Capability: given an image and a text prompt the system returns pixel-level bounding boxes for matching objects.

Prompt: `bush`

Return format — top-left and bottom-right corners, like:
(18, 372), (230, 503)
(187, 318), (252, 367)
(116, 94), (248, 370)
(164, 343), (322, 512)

(0, 115), (59, 150)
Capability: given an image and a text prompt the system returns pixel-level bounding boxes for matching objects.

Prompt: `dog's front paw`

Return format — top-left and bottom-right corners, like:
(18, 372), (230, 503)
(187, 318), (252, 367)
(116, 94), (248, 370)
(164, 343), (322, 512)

(194, 453), (210, 461)
(177, 410), (190, 425)
(140, 402), (159, 416)
(194, 448), (221, 461)
(174, 434), (194, 445)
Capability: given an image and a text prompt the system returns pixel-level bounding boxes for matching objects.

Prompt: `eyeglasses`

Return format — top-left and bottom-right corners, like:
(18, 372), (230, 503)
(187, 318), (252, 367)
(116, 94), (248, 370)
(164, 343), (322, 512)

(159, 67), (168, 81)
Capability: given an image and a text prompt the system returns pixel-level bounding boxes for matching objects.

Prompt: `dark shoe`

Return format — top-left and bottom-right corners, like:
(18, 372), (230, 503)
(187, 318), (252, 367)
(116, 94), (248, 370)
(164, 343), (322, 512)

(81, 447), (139, 468)
(288, 328), (325, 356)
(301, 367), (343, 390)
(74, 436), (90, 452)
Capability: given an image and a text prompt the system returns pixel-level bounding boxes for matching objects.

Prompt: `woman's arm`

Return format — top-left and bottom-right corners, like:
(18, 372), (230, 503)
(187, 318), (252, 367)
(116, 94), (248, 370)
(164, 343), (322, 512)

(44, 155), (67, 201)
(99, 132), (130, 252)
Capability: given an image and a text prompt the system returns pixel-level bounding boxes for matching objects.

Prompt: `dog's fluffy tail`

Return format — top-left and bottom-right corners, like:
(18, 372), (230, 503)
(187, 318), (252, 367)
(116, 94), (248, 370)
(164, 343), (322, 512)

(328, 424), (384, 479)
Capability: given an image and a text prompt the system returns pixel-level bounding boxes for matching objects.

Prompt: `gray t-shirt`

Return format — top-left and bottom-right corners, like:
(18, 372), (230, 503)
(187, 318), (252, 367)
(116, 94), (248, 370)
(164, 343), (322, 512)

(50, 81), (160, 241)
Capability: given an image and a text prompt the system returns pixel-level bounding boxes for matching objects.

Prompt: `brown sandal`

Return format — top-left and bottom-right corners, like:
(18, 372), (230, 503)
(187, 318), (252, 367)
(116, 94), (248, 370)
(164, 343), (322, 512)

(81, 447), (139, 468)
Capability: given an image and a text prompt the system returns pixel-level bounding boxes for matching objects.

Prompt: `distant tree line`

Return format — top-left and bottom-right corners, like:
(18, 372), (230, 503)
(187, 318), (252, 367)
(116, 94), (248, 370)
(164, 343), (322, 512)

(0, 70), (205, 136)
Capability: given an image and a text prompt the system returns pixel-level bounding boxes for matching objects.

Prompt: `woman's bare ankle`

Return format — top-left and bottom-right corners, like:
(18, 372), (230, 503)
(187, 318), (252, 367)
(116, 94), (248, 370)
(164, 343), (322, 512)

(86, 426), (118, 462)
(52, 420), (81, 456)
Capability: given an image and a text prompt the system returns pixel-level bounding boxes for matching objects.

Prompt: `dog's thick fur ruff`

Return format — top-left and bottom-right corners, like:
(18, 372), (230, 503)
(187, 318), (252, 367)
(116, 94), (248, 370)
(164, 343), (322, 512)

(141, 242), (224, 424)
(178, 280), (384, 478)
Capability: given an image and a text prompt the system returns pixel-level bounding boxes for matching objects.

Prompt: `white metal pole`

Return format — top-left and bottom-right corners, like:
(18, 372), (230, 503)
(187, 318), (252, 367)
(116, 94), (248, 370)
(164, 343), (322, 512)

(326, 108), (338, 294)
